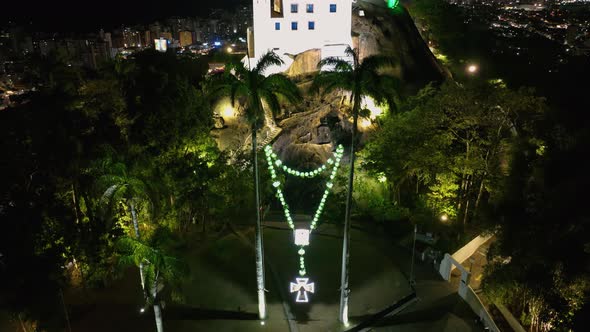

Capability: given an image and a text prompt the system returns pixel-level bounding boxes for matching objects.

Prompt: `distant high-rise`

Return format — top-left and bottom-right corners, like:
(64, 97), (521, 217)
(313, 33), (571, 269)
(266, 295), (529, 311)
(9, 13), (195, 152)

(143, 30), (151, 47)
(179, 31), (193, 47)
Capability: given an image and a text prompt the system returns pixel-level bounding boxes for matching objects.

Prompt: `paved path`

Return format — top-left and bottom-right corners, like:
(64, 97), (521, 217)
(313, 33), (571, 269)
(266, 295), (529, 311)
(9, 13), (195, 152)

(46, 219), (486, 332)
(263, 221), (413, 331)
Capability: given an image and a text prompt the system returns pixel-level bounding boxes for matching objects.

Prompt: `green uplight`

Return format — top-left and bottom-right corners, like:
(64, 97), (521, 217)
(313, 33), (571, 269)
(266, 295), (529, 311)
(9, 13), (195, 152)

(388, 0), (399, 9)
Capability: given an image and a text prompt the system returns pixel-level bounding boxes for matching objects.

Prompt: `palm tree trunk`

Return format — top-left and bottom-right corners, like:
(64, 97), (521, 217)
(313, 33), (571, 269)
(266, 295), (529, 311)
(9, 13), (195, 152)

(252, 125), (267, 320)
(129, 201), (147, 299)
(60, 288), (72, 332)
(18, 313), (28, 332)
(339, 97), (360, 324)
(152, 278), (164, 332)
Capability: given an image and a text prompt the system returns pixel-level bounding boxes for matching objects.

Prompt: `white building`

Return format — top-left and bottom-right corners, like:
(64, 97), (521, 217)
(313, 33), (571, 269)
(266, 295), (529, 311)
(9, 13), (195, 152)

(247, 0), (353, 74)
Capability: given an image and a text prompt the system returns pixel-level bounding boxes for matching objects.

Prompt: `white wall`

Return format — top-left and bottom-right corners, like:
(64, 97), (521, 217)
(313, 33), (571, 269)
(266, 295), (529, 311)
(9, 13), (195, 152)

(463, 286), (501, 332)
(450, 233), (493, 271)
(250, 0), (352, 73)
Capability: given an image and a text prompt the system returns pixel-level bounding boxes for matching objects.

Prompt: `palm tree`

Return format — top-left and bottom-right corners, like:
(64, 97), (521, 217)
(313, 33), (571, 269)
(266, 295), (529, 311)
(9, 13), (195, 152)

(207, 51), (301, 320)
(312, 46), (400, 324)
(117, 231), (187, 332)
(97, 159), (152, 302)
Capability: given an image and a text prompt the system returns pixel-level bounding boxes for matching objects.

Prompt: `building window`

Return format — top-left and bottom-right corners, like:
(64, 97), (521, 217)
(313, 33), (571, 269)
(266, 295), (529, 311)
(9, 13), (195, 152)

(306, 4), (314, 13)
(291, 4), (298, 13)
(308, 21), (315, 30)
(272, 0), (284, 18)
(291, 22), (298, 30)
(330, 4), (337, 12)
(275, 22), (281, 30)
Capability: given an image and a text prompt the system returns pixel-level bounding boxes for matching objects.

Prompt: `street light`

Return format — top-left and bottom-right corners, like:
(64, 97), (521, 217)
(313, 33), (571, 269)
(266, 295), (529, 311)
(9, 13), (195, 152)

(467, 64), (478, 74)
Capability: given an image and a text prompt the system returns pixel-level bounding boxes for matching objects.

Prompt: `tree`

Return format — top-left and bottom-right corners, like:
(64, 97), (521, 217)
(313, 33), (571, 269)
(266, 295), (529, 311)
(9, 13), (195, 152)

(206, 51), (302, 320)
(117, 230), (187, 332)
(311, 46), (400, 323)
(482, 118), (590, 331)
(97, 158), (153, 301)
(365, 81), (545, 225)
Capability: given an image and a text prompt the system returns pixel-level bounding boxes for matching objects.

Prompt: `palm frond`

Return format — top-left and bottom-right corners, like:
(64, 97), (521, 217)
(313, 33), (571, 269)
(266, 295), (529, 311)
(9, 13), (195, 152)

(254, 51), (284, 75)
(259, 90), (282, 118)
(311, 71), (353, 95)
(362, 72), (402, 112)
(344, 46), (359, 67)
(204, 73), (235, 102)
(359, 55), (398, 72)
(261, 73), (302, 104)
(229, 80), (249, 107)
(318, 57), (353, 72)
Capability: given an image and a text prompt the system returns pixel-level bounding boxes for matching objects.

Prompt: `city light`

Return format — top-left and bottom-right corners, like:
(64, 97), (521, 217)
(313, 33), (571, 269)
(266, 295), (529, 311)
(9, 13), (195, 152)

(467, 64), (479, 74)
(440, 214), (448, 222)
(226, 47), (233, 53)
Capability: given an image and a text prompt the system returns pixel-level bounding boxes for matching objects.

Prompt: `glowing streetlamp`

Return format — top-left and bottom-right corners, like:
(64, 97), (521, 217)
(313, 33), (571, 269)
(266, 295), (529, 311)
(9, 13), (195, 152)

(221, 104), (236, 118)
(226, 47), (233, 53)
(440, 214), (448, 222)
(467, 64), (478, 74)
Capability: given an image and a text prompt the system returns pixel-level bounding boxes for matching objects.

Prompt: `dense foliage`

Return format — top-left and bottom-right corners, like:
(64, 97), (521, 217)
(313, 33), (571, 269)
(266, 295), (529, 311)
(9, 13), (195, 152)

(362, 78), (589, 330)
(0, 50), (255, 329)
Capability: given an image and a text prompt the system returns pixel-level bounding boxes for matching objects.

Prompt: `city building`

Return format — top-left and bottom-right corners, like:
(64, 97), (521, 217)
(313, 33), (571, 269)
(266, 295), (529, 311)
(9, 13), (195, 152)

(248, 0), (353, 74)
(179, 30), (193, 47)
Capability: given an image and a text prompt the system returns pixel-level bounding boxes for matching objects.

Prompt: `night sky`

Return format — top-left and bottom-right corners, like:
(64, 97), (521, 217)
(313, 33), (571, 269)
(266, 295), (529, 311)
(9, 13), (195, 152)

(2, 0), (248, 32)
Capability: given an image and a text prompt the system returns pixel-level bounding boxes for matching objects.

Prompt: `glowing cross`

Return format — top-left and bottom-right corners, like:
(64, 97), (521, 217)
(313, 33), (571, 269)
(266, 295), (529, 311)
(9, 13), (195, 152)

(290, 278), (315, 303)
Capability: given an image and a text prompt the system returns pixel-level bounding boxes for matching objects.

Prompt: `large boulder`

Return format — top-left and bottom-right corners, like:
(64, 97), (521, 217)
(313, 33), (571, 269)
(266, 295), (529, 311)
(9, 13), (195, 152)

(352, 2), (451, 93)
(285, 49), (322, 77)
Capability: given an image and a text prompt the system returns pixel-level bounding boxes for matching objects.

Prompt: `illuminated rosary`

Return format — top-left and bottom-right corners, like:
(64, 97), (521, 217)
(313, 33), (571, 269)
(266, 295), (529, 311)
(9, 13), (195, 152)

(264, 144), (344, 303)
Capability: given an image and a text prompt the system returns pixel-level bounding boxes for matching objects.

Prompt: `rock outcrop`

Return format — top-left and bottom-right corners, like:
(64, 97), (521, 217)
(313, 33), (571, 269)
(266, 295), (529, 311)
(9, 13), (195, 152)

(284, 2), (449, 93)
(352, 2), (451, 93)
(285, 49), (322, 77)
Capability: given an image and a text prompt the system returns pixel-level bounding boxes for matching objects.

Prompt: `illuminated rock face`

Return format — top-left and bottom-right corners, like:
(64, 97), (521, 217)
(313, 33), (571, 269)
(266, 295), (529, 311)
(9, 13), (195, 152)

(248, 0), (353, 74)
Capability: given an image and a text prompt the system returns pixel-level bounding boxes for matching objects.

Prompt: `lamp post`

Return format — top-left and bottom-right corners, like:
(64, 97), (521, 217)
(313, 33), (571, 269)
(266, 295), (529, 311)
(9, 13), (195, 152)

(410, 224), (417, 288)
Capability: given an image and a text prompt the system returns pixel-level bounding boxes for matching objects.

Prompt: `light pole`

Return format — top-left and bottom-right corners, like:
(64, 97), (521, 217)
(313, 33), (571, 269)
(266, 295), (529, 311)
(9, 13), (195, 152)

(410, 224), (417, 288)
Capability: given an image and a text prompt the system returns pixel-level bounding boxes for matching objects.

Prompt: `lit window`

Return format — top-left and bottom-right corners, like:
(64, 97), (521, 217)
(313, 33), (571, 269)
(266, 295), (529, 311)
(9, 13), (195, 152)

(308, 21), (315, 30)
(291, 4), (298, 13)
(306, 4), (314, 13)
(272, 0), (284, 18)
(275, 22), (281, 30)
(330, 4), (337, 12)
(291, 22), (298, 30)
